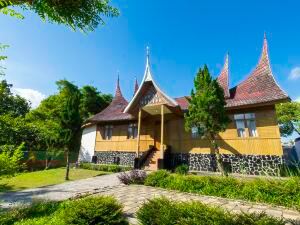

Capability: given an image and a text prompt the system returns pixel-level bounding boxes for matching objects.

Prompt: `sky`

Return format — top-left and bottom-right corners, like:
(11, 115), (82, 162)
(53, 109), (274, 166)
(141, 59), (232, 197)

(1, 0), (300, 109)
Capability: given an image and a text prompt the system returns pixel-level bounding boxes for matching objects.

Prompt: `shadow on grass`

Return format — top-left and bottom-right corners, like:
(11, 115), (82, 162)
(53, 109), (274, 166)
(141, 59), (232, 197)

(0, 183), (14, 193)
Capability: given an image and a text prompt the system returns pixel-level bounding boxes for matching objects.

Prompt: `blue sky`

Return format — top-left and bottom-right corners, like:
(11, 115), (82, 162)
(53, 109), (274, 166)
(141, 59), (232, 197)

(1, 0), (300, 108)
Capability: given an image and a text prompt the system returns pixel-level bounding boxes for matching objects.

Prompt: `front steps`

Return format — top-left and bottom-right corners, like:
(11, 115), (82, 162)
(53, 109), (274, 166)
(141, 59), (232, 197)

(143, 149), (160, 171)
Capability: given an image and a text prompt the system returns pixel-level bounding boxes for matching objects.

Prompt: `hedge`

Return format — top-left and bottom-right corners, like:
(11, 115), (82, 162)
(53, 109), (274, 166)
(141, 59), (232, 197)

(137, 198), (284, 225)
(79, 163), (132, 173)
(144, 170), (300, 210)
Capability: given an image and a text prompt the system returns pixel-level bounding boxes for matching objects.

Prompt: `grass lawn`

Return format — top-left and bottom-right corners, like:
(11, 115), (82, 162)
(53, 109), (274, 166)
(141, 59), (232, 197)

(0, 168), (110, 192)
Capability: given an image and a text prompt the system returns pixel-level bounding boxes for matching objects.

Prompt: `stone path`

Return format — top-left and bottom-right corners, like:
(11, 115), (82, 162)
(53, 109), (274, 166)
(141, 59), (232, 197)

(1, 174), (300, 224)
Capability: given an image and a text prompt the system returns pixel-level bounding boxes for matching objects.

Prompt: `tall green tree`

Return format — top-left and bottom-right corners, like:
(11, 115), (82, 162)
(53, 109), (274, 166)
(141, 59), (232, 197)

(80, 85), (112, 121)
(276, 102), (300, 137)
(185, 65), (230, 176)
(60, 93), (82, 180)
(0, 44), (9, 76)
(0, 0), (119, 32)
(0, 80), (30, 117)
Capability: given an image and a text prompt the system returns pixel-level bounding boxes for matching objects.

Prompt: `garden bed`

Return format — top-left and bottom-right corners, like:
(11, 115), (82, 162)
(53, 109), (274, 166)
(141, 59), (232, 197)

(143, 170), (300, 211)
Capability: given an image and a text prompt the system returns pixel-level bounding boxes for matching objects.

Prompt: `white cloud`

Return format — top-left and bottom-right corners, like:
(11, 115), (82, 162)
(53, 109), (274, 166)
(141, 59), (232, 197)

(289, 67), (300, 80)
(12, 88), (46, 109)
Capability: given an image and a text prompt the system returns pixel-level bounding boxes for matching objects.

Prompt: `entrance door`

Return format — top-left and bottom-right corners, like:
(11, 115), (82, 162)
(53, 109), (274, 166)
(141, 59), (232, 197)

(154, 122), (161, 150)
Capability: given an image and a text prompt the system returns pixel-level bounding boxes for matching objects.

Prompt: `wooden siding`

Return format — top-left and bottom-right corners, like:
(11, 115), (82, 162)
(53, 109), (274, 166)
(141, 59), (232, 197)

(95, 106), (283, 156)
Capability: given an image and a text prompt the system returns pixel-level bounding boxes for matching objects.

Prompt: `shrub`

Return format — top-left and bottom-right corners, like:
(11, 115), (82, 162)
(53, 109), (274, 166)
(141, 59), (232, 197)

(0, 143), (26, 177)
(137, 198), (284, 225)
(59, 196), (128, 225)
(143, 171), (300, 210)
(79, 163), (131, 173)
(0, 200), (61, 225)
(143, 170), (170, 186)
(175, 164), (189, 175)
(0, 196), (128, 225)
(118, 170), (147, 185)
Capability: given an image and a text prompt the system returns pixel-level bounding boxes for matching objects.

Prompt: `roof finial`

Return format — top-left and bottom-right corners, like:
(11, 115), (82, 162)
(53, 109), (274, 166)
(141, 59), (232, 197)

(258, 32), (270, 69)
(134, 77), (139, 96)
(144, 46), (153, 81)
(115, 71), (123, 97)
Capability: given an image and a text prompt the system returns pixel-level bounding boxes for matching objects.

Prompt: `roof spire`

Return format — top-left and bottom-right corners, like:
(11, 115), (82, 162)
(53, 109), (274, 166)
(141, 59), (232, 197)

(257, 33), (271, 71)
(134, 77), (139, 96)
(217, 53), (230, 98)
(144, 46), (153, 81)
(115, 71), (123, 97)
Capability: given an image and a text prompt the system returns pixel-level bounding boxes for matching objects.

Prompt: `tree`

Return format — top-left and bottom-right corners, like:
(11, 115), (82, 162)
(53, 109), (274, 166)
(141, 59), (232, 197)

(276, 102), (300, 137)
(80, 85), (112, 121)
(185, 65), (230, 176)
(0, 80), (30, 117)
(0, 44), (9, 76)
(0, 0), (119, 32)
(60, 93), (82, 180)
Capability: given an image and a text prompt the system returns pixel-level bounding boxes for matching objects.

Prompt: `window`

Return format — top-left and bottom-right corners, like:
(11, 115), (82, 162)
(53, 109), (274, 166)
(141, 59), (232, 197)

(127, 123), (138, 139)
(191, 126), (199, 139)
(104, 125), (113, 140)
(234, 113), (258, 137)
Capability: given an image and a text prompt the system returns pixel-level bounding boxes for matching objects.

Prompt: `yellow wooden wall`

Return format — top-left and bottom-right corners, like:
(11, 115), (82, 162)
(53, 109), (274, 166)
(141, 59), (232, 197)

(95, 122), (155, 152)
(94, 106), (283, 156)
(166, 106), (282, 156)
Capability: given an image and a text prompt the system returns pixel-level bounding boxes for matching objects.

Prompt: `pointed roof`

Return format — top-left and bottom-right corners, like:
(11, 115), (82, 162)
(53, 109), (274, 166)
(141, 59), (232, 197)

(226, 34), (289, 108)
(217, 54), (230, 98)
(124, 47), (178, 113)
(87, 76), (134, 122)
(115, 74), (123, 98)
(134, 77), (139, 96)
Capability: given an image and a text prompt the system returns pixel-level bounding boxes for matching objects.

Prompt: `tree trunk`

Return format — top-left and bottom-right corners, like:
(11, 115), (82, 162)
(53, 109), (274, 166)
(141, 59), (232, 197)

(65, 148), (70, 181)
(210, 136), (227, 176)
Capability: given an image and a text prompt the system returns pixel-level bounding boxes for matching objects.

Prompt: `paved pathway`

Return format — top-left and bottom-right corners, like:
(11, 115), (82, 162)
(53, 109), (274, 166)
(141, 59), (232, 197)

(0, 173), (121, 209)
(1, 174), (300, 224)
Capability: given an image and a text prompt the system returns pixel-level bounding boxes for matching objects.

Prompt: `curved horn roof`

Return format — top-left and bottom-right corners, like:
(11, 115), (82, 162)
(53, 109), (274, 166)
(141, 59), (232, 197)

(124, 47), (178, 113)
(217, 53), (230, 98)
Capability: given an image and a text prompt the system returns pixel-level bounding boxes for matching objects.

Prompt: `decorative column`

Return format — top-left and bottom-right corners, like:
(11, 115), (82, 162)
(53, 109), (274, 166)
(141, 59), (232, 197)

(136, 109), (142, 157)
(160, 105), (164, 159)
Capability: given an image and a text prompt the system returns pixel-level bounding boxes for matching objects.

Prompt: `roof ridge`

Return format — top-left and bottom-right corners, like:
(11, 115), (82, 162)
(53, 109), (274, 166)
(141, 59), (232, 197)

(217, 53), (230, 98)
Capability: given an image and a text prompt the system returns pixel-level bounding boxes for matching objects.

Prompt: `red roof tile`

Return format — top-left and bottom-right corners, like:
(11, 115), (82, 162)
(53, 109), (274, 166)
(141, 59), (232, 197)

(217, 54), (230, 98)
(88, 77), (134, 122)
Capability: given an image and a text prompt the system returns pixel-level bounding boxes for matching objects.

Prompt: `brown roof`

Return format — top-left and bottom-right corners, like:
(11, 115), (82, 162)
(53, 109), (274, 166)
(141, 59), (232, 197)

(89, 36), (289, 122)
(226, 35), (289, 108)
(88, 77), (134, 123)
(217, 54), (230, 98)
(176, 35), (289, 111)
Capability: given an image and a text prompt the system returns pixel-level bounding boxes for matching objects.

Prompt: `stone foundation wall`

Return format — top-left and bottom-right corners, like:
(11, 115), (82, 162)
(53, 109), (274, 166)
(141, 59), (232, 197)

(172, 153), (284, 176)
(94, 151), (136, 167)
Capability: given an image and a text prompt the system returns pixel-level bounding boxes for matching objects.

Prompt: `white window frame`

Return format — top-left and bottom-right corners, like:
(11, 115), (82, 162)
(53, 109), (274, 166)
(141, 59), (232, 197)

(127, 123), (138, 139)
(234, 113), (258, 138)
(104, 125), (113, 140)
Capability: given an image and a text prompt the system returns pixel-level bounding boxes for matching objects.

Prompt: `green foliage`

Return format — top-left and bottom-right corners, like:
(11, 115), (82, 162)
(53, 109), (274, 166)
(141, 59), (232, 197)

(0, 200), (61, 225)
(0, 196), (128, 225)
(0, 43), (8, 76)
(0, 114), (39, 147)
(175, 164), (189, 175)
(184, 65), (230, 175)
(59, 196), (128, 225)
(137, 198), (284, 225)
(0, 143), (25, 176)
(79, 163), (132, 172)
(144, 171), (300, 210)
(276, 102), (300, 136)
(185, 65), (230, 137)
(80, 85), (112, 121)
(0, 80), (30, 117)
(0, 0), (119, 32)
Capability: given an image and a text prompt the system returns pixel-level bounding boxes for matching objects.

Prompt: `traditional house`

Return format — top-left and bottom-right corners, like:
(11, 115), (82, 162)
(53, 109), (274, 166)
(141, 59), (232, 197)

(79, 36), (289, 175)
